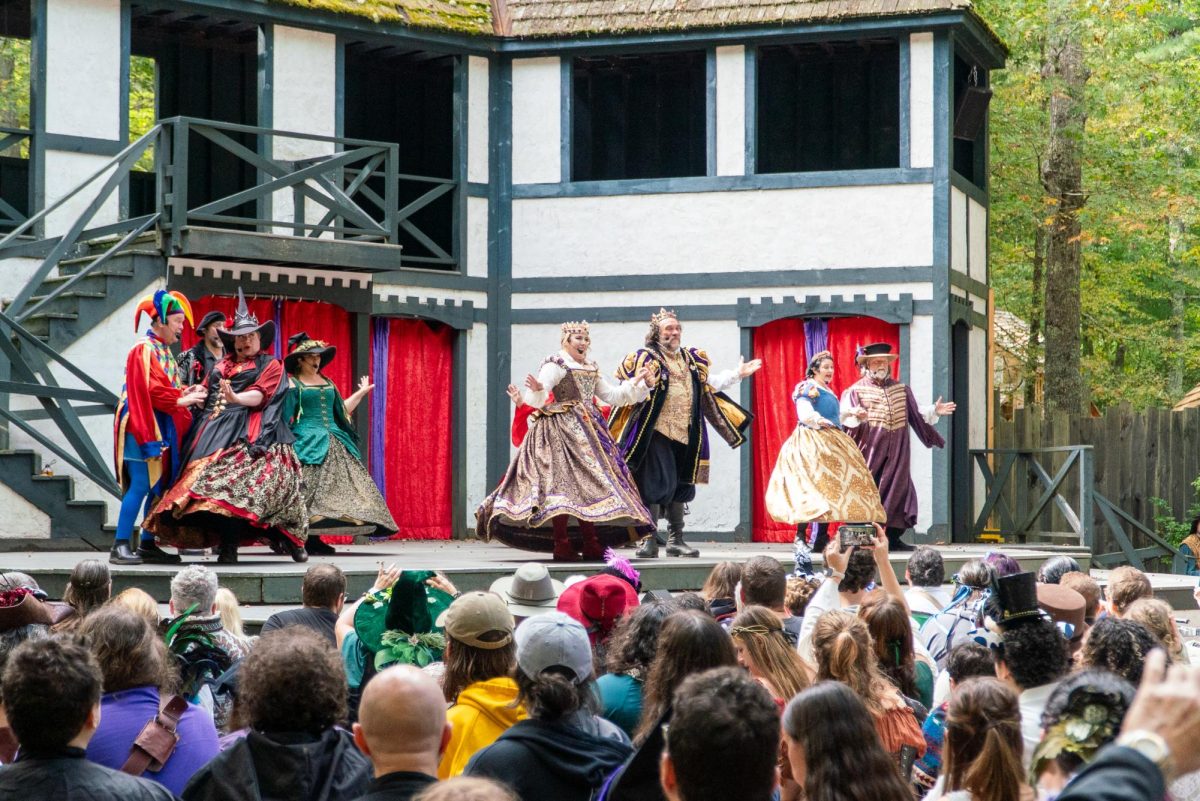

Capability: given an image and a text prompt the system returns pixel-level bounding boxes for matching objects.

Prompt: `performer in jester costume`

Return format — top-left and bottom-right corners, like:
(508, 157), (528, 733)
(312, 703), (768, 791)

(112, 289), (207, 565)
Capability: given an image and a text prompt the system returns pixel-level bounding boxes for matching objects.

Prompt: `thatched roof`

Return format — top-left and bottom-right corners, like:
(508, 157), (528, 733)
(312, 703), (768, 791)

(1174, 382), (1200, 411)
(270, 0), (991, 40)
(505, 0), (972, 38)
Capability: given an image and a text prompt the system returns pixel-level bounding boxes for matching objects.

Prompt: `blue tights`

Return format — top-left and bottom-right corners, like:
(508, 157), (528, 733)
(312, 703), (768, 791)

(116, 458), (157, 544)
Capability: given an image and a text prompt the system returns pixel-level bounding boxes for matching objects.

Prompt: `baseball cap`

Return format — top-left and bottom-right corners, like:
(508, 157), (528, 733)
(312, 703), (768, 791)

(514, 611), (594, 684)
(438, 591), (515, 650)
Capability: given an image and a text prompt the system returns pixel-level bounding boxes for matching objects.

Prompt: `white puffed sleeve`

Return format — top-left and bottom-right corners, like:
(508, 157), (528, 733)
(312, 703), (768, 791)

(707, 368), (741, 394)
(594, 374), (649, 408)
(522, 358), (567, 409)
(919, 403), (940, 425)
(794, 395), (826, 429)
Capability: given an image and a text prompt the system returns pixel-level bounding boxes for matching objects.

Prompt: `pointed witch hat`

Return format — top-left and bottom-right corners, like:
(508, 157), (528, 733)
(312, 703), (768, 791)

(217, 288), (275, 351)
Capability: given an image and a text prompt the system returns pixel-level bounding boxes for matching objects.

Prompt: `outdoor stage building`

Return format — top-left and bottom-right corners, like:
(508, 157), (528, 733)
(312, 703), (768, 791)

(0, 0), (1003, 548)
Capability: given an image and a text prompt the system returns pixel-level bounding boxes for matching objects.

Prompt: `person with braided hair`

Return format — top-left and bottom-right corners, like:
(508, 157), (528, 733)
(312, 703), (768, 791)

(112, 289), (206, 565)
(610, 309), (759, 558)
(476, 321), (654, 561)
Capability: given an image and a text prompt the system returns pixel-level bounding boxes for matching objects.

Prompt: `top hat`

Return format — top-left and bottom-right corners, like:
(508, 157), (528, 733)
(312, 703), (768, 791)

(856, 342), (900, 365)
(1037, 583), (1088, 650)
(284, 331), (337, 374)
(992, 572), (1043, 624)
(216, 288), (276, 351)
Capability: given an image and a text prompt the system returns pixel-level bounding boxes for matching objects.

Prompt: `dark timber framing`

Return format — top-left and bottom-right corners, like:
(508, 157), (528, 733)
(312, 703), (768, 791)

(485, 57), (514, 489)
(930, 29), (953, 541)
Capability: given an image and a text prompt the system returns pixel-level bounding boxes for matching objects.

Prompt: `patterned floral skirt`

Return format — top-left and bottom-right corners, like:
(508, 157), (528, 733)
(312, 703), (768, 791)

(765, 426), (886, 525)
(145, 442), (309, 548)
(303, 436), (398, 537)
(476, 401), (654, 553)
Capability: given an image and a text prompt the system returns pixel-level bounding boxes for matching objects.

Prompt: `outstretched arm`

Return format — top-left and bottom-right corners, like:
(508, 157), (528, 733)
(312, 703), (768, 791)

(522, 360), (565, 408)
(905, 386), (946, 449)
(343, 376), (375, 415)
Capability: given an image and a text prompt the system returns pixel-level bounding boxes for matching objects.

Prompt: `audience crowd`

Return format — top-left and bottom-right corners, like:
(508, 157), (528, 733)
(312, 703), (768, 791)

(2, 529), (1200, 801)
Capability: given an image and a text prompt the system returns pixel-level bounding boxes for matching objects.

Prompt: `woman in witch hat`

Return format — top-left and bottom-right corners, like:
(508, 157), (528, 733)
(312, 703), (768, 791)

(282, 331), (398, 555)
(144, 288), (309, 563)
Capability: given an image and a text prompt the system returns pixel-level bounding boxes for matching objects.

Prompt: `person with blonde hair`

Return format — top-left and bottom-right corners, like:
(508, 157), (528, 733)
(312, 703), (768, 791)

(1125, 597), (1189, 665)
(111, 587), (160, 628)
(729, 606), (811, 706)
(214, 587), (252, 653)
(699, 561), (741, 621)
(415, 777), (516, 801)
(810, 609), (924, 760)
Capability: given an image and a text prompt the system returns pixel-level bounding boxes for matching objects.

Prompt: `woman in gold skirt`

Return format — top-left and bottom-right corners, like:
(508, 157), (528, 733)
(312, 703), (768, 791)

(765, 350), (885, 553)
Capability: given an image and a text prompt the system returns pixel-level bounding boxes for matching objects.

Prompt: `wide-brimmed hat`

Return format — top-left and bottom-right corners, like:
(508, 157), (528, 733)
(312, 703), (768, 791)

(195, 310), (227, 334)
(490, 563), (566, 618)
(856, 342), (900, 365)
(217, 288), (275, 351)
(0, 587), (53, 632)
(557, 574), (639, 646)
(284, 331), (336, 374)
(354, 571), (454, 670)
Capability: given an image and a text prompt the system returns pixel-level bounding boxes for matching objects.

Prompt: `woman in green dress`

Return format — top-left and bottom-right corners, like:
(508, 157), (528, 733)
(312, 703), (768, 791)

(283, 332), (398, 555)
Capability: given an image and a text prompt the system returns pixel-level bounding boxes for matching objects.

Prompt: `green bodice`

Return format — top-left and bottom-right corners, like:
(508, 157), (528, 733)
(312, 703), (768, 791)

(282, 377), (360, 464)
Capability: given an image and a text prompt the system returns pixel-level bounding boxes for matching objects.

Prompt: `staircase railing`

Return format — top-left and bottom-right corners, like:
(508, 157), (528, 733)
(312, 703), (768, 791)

(0, 126), (32, 230)
(970, 445), (1180, 571)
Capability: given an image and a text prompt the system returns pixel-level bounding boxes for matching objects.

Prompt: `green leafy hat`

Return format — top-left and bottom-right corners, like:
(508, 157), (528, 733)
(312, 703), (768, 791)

(354, 570), (454, 670)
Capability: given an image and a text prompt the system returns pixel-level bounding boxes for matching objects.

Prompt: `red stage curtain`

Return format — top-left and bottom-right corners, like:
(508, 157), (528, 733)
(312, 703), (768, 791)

(381, 318), (454, 540)
(751, 318), (808, 543)
(827, 316), (900, 394)
(280, 300), (353, 397)
(750, 316), (901, 543)
(181, 295), (276, 352)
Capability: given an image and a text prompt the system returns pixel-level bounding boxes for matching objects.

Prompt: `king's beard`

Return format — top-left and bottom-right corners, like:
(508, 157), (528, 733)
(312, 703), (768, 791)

(869, 368), (890, 381)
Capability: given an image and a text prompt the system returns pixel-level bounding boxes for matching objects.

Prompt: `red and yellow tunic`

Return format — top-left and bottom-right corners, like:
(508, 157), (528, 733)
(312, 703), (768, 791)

(113, 333), (191, 490)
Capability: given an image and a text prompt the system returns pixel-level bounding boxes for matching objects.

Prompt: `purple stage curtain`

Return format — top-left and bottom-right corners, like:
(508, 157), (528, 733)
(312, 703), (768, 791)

(369, 317), (389, 496)
(803, 318), (829, 364)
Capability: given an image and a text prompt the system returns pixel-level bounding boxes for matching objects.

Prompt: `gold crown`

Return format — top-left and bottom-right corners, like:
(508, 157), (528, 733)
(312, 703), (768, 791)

(560, 320), (590, 336)
(651, 308), (678, 326)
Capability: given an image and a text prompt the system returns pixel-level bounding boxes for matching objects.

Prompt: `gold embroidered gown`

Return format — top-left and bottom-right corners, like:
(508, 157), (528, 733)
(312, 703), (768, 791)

(765, 379), (885, 525)
(476, 353), (655, 553)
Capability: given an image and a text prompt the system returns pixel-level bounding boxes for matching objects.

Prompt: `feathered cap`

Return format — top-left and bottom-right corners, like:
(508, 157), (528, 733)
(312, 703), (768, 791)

(134, 289), (193, 331)
(217, 288), (275, 350)
(284, 331), (336, 373)
(561, 320), (590, 337)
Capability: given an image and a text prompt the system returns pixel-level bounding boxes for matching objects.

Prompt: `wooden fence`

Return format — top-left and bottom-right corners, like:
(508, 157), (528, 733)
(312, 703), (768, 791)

(988, 404), (1200, 568)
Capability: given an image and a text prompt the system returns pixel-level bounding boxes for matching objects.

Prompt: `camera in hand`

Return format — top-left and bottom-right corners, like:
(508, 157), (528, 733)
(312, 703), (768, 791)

(838, 523), (875, 550)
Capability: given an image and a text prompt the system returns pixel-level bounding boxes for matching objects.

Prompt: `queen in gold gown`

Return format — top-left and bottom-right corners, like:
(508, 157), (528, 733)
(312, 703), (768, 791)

(765, 350), (885, 550)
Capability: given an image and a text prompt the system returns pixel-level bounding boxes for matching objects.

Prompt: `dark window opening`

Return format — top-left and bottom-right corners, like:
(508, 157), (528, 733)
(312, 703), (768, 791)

(0, 0), (31, 229)
(571, 51), (706, 182)
(343, 44), (456, 269)
(952, 54), (987, 189)
(756, 39), (899, 174)
(130, 7), (260, 223)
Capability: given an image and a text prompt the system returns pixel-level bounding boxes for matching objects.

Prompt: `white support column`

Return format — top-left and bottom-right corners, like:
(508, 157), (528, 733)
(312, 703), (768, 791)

(43, 0), (122, 236)
(511, 57), (560, 185)
(909, 32), (935, 170)
(270, 26), (338, 235)
(466, 55), (489, 278)
(715, 45), (746, 176)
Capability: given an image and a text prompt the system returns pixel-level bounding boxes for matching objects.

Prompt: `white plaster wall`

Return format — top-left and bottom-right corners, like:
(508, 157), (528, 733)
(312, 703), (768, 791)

(507, 320), (747, 532)
(467, 56), (490, 184)
(512, 184), (934, 278)
(43, 0), (122, 236)
(0, 485), (51, 539)
(467, 196), (489, 279)
(969, 199), (988, 284)
(374, 286), (487, 310)
(512, 284), (932, 310)
(270, 27), (338, 234)
(8, 279), (162, 521)
(44, 152), (122, 237)
(908, 314), (935, 533)
(464, 323), (489, 522)
(45, 0), (120, 140)
(969, 325), (988, 519)
(909, 32), (935, 170)
(511, 58), (561, 185)
(715, 46), (746, 176)
(951, 187), (968, 274)
(0, 257), (45, 305)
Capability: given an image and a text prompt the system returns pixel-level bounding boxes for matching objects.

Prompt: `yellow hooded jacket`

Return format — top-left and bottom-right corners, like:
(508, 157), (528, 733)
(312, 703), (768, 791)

(438, 677), (527, 779)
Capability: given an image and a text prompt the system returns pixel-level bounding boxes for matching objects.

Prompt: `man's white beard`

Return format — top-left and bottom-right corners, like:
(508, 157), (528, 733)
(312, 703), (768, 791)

(660, 339), (681, 354)
(870, 368), (890, 380)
